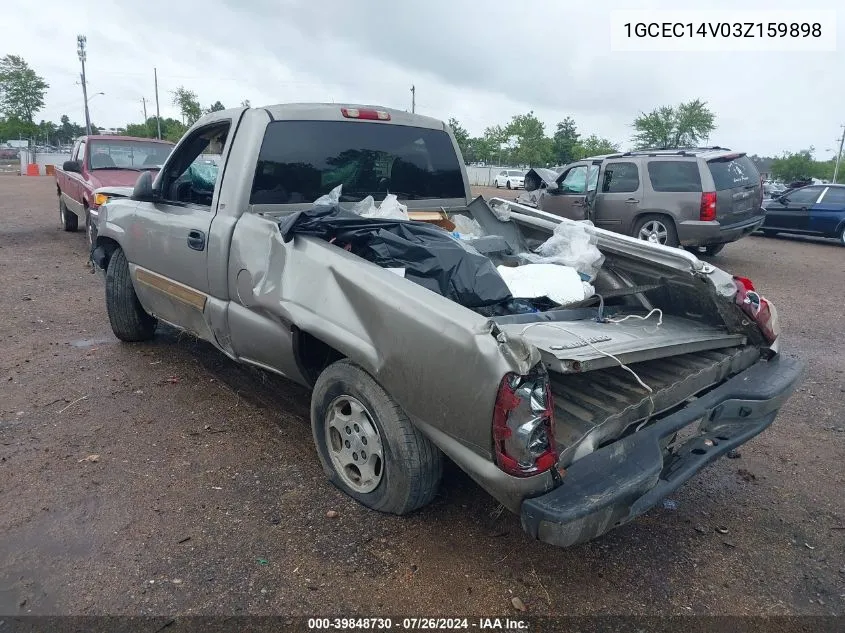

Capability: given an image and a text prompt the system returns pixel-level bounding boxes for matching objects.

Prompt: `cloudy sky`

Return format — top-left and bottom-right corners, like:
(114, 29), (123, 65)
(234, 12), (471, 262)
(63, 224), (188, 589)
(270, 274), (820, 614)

(5, 0), (844, 157)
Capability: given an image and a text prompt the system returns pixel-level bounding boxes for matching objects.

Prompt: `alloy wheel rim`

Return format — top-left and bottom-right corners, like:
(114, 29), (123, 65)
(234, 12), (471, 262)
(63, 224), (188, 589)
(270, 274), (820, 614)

(324, 395), (384, 493)
(639, 220), (668, 244)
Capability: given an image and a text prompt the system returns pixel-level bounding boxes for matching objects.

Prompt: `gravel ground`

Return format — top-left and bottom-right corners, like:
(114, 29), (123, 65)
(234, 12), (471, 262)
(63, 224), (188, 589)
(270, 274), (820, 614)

(1, 177), (843, 617)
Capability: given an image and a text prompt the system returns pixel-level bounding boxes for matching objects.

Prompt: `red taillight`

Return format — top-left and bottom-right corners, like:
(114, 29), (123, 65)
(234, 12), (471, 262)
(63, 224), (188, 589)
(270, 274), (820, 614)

(341, 107), (391, 121)
(700, 192), (717, 221)
(492, 370), (556, 477)
(734, 277), (779, 344)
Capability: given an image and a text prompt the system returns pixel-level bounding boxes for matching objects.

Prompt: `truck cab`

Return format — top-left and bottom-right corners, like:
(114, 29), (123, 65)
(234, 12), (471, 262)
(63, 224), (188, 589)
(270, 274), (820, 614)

(55, 135), (174, 244)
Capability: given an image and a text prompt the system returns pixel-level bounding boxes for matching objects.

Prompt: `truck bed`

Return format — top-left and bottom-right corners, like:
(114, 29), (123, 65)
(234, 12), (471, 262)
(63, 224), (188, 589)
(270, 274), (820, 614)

(550, 344), (760, 466)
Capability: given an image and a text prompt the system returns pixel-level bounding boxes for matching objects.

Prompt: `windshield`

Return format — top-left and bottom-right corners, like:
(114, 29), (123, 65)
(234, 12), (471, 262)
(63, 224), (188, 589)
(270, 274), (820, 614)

(508, 171), (523, 177)
(250, 121), (465, 204)
(88, 140), (174, 170)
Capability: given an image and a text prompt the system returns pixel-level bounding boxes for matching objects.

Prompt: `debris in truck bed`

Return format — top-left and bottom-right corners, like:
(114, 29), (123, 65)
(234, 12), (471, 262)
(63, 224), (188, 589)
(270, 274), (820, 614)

(518, 221), (605, 281)
(496, 263), (594, 306)
(277, 205), (512, 308)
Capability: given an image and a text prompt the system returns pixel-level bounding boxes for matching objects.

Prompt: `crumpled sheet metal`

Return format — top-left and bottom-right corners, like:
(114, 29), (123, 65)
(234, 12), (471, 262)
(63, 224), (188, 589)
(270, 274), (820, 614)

(523, 167), (560, 192)
(277, 205), (512, 308)
(242, 220), (540, 450)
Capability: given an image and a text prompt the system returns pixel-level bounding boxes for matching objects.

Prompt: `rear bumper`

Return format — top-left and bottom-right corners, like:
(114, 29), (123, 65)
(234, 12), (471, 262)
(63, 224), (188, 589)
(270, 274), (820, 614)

(678, 214), (765, 246)
(520, 354), (805, 548)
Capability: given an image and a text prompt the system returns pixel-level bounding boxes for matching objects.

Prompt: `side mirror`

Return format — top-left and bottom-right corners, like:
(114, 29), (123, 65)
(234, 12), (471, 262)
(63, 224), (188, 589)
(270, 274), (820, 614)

(131, 170), (158, 202)
(63, 160), (82, 174)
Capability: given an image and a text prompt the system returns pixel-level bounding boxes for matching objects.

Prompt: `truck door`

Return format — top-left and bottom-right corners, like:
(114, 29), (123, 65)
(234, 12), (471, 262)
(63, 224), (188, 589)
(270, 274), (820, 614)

(64, 139), (86, 218)
(593, 159), (643, 231)
(541, 162), (590, 220)
(129, 119), (234, 339)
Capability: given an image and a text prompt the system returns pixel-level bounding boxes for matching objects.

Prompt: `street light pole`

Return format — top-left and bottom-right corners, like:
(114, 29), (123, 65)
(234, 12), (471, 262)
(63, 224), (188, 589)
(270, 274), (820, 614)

(832, 125), (845, 184)
(77, 36), (92, 136)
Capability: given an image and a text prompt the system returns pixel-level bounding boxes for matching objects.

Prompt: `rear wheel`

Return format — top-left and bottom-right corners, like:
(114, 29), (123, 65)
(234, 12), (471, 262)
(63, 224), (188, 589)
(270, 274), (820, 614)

(311, 360), (442, 515)
(105, 248), (157, 342)
(494, 180), (500, 189)
(59, 198), (78, 232)
(839, 226), (845, 246)
(633, 215), (678, 248)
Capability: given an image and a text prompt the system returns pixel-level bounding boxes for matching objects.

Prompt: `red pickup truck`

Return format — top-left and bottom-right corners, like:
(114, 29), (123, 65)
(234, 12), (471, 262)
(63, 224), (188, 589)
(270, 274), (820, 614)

(55, 135), (174, 245)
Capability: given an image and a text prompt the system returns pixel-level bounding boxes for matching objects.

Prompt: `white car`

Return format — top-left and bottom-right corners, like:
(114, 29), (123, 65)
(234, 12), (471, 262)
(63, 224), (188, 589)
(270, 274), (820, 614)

(494, 170), (525, 189)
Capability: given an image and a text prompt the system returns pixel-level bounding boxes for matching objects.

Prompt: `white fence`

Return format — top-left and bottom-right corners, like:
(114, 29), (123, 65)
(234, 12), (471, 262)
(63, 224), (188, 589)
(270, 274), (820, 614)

(19, 150), (71, 175)
(465, 165), (525, 187)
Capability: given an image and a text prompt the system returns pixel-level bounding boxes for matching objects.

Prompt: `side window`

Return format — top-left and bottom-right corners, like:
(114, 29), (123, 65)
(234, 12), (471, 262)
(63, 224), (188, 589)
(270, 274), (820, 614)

(71, 141), (81, 161)
(647, 161), (702, 192)
(558, 165), (587, 194)
(602, 161), (639, 193)
(587, 165), (599, 192)
(76, 140), (87, 166)
(785, 187), (823, 205)
(160, 122), (230, 207)
(819, 187), (845, 205)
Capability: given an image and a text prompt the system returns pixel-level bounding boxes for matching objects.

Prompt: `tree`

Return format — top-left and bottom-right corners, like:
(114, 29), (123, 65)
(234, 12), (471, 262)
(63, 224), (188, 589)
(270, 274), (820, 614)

(207, 100), (225, 113)
(0, 55), (49, 128)
(125, 116), (185, 142)
(241, 99), (251, 108)
(576, 135), (620, 158)
(172, 86), (202, 126)
(506, 111), (553, 167)
(481, 124), (510, 164)
(447, 117), (470, 159)
(632, 99), (716, 149)
(770, 149), (816, 183)
(552, 117), (580, 165)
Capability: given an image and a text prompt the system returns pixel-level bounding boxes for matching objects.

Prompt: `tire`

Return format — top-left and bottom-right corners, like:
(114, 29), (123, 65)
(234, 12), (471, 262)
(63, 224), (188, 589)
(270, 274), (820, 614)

(311, 360), (443, 515)
(59, 197), (78, 232)
(633, 214), (679, 248)
(762, 229), (778, 238)
(703, 243), (725, 256)
(494, 180), (500, 189)
(506, 181), (512, 190)
(105, 248), (157, 342)
(838, 226), (845, 247)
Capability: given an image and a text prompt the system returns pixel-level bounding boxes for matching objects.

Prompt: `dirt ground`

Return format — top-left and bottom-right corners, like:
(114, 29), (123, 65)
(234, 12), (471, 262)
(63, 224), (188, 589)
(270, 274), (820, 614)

(1, 176), (843, 617)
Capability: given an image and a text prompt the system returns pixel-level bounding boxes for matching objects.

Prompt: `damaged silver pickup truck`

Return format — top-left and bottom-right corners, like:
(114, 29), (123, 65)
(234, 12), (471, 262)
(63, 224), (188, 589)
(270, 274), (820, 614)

(91, 104), (804, 547)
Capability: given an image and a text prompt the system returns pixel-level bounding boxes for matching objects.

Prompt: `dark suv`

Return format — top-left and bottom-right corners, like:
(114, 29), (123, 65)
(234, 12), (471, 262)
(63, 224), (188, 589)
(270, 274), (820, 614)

(517, 148), (765, 255)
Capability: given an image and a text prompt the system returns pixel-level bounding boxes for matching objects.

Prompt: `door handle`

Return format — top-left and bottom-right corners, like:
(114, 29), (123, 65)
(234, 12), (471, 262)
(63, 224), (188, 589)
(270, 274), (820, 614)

(625, 198), (640, 203)
(187, 229), (205, 251)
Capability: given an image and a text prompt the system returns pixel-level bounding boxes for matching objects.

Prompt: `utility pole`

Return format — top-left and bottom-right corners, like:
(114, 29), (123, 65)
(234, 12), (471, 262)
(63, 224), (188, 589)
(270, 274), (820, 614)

(77, 35), (92, 136)
(141, 97), (149, 136)
(154, 68), (162, 140)
(410, 85), (415, 114)
(833, 125), (845, 184)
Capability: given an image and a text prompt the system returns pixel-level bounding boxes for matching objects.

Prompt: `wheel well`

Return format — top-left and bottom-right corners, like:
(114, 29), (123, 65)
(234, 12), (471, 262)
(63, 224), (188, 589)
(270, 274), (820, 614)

(292, 327), (345, 386)
(92, 236), (120, 270)
(633, 212), (677, 231)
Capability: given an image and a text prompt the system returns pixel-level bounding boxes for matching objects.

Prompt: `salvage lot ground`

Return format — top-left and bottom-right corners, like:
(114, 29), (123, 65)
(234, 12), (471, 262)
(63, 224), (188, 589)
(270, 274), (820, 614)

(1, 176), (843, 616)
